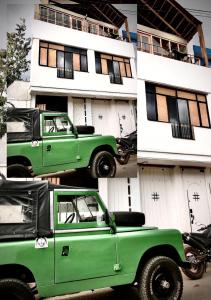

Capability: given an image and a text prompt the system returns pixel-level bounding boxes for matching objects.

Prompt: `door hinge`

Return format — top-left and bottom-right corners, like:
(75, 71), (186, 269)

(114, 264), (121, 272)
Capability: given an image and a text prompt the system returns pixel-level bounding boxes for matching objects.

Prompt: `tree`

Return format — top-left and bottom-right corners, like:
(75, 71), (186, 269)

(7, 18), (31, 87)
(0, 49), (6, 137)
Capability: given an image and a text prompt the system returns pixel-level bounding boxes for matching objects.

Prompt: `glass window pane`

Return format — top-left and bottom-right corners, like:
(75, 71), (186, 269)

(125, 63), (132, 77)
(49, 9), (55, 23)
(48, 49), (57, 67)
(95, 55), (101, 73)
(101, 58), (108, 74)
(188, 101), (200, 126)
(40, 48), (47, 66)
(199, 103), (210, 127)
(57, 51), (64, 68)
(73, 53), (80, 71)
(64, 15), (70, 27)
(56, 12), (62, 25)
(146, 92), (157, 121)
(153, 36), (161, 54)
(157, 95), (168, 122)
(178, 100), (189, 125)
(80, 55), (88, 72)
(65, 52), (73, 78)
(167, 97), (179, 123)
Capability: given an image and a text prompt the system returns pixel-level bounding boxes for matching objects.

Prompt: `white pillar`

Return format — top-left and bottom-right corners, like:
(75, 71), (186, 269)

(31, 94), (36, 108)
(98, 178), (109, 208)
(87, 49), (96, 75)
(67, 96), (74, 121)
(86, 98), (93, 125)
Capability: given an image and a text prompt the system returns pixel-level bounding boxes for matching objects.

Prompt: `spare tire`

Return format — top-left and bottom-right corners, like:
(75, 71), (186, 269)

(113, 211), (145, 227)
(76, 125), (95, 134)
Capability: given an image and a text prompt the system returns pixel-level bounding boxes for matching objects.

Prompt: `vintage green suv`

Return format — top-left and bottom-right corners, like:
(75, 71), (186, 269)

(7, 108), (118, 178)
(0, 178), (187, 300)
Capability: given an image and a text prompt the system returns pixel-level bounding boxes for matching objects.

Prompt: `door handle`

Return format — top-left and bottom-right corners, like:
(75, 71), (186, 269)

(62, 246), (69, 256)
(46, 145), (52, 152)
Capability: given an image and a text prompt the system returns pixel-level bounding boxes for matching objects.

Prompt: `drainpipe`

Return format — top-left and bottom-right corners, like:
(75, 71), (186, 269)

(197, 24), (208, 67)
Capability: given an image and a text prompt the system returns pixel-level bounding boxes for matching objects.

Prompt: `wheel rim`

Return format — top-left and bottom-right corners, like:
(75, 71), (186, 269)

(98, 156), (113, 176)
(151, 267), (175, 297)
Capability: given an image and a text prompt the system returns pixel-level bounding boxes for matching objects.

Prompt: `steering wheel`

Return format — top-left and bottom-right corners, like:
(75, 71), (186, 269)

(65, 213), (75, 224)
(49, 126), (55, 133)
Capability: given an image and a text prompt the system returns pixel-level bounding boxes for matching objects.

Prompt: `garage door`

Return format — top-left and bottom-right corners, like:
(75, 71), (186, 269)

(115, 100), (136, 137)
(140, 167), (173, 228)
(182, 168), (211, 232)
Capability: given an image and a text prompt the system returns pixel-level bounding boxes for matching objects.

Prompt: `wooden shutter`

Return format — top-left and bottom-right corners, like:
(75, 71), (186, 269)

(157, 95), (168, 122)
(156, 87), (176, 97)
(177, 91), (196, 100)
(188, 101), (200, 126)
(119, 62), (126, 77)
(73, 53), (80, 71)
(40, 48), (48, 66)
(199, 103), (209, 127)
(197, 94), (206, 102)
(125, 63), (132, 77)
(48, 49), (57, 67)
(101, 58), (108, 74)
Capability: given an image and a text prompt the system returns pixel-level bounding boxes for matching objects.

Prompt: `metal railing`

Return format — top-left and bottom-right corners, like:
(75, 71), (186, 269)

(109, 74), (123, 84)
(57, 68), (74, 79)
(137, 41), (201, 65)
(35, 6), (127, 42)
(171, 123), (194, 140)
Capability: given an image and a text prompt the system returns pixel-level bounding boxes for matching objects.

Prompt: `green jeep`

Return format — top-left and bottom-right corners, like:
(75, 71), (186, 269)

(0, 178), (187, 300)
(7, 108), (118, 178)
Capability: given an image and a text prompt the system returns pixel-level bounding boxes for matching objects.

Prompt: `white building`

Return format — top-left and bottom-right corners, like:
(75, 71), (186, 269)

(8, 1), (137, 138)
(136, 0), (211, 232)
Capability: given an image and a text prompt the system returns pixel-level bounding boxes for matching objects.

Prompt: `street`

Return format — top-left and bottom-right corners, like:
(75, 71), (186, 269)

(45, 266), (211, 300)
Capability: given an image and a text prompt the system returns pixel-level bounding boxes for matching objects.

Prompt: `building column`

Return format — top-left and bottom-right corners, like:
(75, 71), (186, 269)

(67, 96), (74, 120)
(98, 179), (109, 208)
(87, 49), (96, 75)
(31, 94), (36, 108)
(85, 98), (93, 125)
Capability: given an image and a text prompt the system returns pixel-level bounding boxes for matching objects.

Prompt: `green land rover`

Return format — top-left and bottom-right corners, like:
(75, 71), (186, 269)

(0, 177), (188, 300)
(7, 107), (118, 178)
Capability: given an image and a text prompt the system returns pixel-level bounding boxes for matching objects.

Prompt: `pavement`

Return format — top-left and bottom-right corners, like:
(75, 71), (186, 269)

(45, 266), (211, 300)
(116, 155), (137, 178)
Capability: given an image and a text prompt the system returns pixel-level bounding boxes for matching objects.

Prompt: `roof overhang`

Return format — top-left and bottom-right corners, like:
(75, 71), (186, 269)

(138, 0), (202, 42)
(49, 0), (127, 28)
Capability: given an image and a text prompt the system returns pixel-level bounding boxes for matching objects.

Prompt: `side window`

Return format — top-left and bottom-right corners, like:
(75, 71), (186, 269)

(57, 195), (105, 226)
(43, 115), (72, 134)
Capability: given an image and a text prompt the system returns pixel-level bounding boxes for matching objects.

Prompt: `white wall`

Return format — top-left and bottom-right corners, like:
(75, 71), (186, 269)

(0, 135), (6, 176)
(7, 81), (31, 108)
(30, 20), (136, 99)
(137, 51), (211, 166)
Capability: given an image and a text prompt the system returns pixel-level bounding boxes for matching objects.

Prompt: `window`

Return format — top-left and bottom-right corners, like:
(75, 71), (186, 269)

(39, 41), (88, 78)
(57, 195), (105, 226)
(43, 115), (72, 135)
(72, 18), (82, 31)
(95, 52), (132, 84)
(39, 6), (70, 28)
(146, 83), (210, 139)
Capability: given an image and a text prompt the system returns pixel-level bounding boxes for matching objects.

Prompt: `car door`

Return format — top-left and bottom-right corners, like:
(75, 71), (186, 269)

(42, 113), (78, 167)
(54, 191), (118, 283)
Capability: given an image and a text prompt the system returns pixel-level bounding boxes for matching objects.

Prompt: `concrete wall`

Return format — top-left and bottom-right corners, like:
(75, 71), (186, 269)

(30, 20), (137, 99)
(137, 51), (211, 166)
(0, 135), (6, 176)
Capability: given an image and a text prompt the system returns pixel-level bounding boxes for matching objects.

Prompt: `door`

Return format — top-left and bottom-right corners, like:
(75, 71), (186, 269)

(140, 167), (173, 228)
(42, 113), (78, 166)
(182, 168), (211, 232)
(54, 192), (117, 283)
(92, 100), (112, 135)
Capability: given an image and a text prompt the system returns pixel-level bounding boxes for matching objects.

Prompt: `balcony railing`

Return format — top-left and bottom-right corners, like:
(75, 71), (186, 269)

(57, 68), (74, 79)
(109, 74), (123, 84)
(35, 6), (128, 42)
(171, 123), (194, 140)
(137, 41), (201, 65)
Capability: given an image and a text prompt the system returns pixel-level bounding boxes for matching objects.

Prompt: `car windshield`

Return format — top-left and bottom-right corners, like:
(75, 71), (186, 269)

(43, 115), (72, 134)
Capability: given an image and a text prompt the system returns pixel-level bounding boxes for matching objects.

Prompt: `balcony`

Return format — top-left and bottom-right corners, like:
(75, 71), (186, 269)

(171, 123), (194, 140)
(35, 5), (127, 42)
(137, 41), (201, 65)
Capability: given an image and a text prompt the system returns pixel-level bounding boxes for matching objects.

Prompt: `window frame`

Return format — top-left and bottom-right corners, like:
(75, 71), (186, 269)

(39, 41), (88, 74)
(146, 83), (210, 129)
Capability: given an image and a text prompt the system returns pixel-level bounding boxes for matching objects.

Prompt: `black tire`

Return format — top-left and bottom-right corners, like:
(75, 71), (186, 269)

(90, 151), (116, 178)
(76, 125), (95, 134)
(7, 164), (32, 178)
(182, 246), (205, 280)
(0, 278), (34, 300)
(138, 256), (183, 300)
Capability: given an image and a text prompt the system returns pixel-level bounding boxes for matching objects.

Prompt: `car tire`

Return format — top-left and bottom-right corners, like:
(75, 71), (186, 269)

(7, 164), (32, 178)
(0, 278), (34, 300)
(138, 256), (183, 300)
(111, 284), (133, 292)
(182, 246), (205, 280)
(90, 151), (116, 178)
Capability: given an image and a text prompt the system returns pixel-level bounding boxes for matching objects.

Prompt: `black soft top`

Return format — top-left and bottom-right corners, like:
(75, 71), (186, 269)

(7, 108), (41, 143)
(0, 178), (87, 241)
